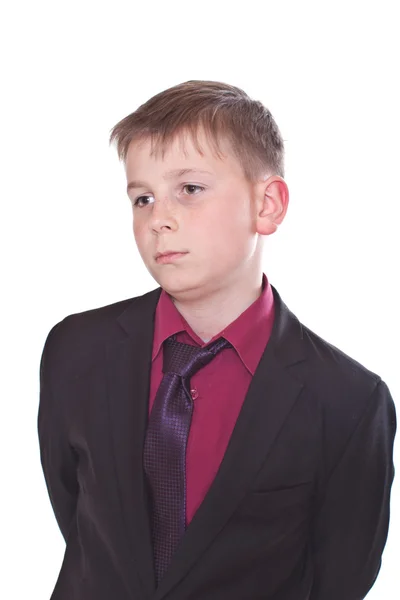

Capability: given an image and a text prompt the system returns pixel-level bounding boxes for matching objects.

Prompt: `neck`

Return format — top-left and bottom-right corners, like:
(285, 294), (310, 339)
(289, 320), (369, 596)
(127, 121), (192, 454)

(170, 268), (263, 343)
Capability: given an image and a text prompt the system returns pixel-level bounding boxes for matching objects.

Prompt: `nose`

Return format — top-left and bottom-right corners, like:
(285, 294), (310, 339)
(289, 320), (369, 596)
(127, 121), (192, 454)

(148, 197), (178, 233)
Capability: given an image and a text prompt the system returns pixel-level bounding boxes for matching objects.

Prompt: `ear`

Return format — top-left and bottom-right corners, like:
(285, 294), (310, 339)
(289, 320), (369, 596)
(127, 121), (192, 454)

(256, 175), (289, 236)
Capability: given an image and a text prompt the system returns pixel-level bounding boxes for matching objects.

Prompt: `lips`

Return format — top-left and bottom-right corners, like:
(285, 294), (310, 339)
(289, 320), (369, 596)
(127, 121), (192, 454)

(155, 251), (189, 265)
(155, 250), (187, 259)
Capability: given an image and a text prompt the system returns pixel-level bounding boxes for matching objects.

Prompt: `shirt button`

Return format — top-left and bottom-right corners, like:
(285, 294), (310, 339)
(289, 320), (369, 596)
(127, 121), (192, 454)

(190, 388), (198, 400)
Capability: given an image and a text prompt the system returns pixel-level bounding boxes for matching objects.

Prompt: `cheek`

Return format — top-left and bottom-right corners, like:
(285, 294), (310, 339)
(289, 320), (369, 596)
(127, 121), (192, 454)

(132, 219), (144, 242)
(211, 208), (250, 244)
(132, 224), (149, 258)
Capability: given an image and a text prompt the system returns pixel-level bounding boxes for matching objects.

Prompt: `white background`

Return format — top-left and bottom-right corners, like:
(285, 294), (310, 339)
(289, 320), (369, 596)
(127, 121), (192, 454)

(1, 1), (398, 598)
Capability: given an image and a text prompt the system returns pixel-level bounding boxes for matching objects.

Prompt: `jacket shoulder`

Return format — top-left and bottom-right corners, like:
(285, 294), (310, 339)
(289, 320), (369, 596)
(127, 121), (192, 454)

(301, 322), (381, 386)
(40, 288), (158, 383)
(298, 321), (388, 435)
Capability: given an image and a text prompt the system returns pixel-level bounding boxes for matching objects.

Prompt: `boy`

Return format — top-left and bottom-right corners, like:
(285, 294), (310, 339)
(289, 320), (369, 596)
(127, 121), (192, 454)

(38, 80), (396, 600)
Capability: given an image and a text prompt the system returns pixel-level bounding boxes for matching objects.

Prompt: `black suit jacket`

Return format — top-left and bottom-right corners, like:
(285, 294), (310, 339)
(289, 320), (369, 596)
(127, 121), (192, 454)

(38, 284), (396, 600)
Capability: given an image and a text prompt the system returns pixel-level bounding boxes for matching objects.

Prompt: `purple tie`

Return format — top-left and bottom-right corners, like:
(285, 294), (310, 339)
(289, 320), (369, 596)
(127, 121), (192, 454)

(143, 333), (232, 585)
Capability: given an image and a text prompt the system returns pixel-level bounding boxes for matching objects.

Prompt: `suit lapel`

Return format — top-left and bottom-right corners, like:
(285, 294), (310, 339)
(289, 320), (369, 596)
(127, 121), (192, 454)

(105, 288), (162, 598)
(105, 285), (306, 600)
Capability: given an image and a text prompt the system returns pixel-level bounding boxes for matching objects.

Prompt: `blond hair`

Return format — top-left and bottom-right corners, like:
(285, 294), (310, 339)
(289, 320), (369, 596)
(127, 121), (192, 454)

(109, 80), (285, 182)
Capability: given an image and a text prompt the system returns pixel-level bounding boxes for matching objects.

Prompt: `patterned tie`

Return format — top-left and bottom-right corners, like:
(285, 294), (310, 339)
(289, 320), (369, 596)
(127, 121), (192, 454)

(143, 333), (232, 585)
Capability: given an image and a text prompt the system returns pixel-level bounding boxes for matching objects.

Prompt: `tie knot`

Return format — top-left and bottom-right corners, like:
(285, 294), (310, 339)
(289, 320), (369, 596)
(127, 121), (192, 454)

(162, 335), (232, 379)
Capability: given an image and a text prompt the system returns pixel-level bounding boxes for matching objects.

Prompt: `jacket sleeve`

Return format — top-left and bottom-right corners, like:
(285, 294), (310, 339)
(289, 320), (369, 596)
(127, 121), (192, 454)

(37, 322), (79, 543)
(309, 378), (396, 600)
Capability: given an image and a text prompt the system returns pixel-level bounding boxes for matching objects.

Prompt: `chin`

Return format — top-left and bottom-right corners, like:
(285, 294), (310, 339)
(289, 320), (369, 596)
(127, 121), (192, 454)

(157, 272), (196, 294)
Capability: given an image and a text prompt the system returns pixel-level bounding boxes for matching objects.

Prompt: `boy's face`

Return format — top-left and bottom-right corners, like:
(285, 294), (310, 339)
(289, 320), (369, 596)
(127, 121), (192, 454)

(125, 127), (263, 300)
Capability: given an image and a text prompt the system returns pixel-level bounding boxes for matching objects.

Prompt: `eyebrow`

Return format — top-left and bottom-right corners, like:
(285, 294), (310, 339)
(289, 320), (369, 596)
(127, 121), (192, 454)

(126, 168), (214, 193)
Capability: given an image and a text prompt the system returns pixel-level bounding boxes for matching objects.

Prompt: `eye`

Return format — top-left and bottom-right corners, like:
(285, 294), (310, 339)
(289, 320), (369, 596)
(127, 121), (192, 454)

(132, 184), (205, 208)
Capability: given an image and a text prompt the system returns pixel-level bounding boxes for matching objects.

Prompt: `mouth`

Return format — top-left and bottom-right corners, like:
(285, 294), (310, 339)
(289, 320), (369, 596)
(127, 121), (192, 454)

(155, 250), (188, 259)
(155, 251), (188, 264)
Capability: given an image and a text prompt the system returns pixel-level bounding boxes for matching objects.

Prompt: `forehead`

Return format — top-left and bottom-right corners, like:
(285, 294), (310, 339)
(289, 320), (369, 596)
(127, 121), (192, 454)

(125, 126), (238, 174)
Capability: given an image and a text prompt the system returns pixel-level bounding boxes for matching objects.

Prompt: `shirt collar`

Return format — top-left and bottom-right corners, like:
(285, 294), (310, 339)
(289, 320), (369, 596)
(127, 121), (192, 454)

(152, 273), (275, 376)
